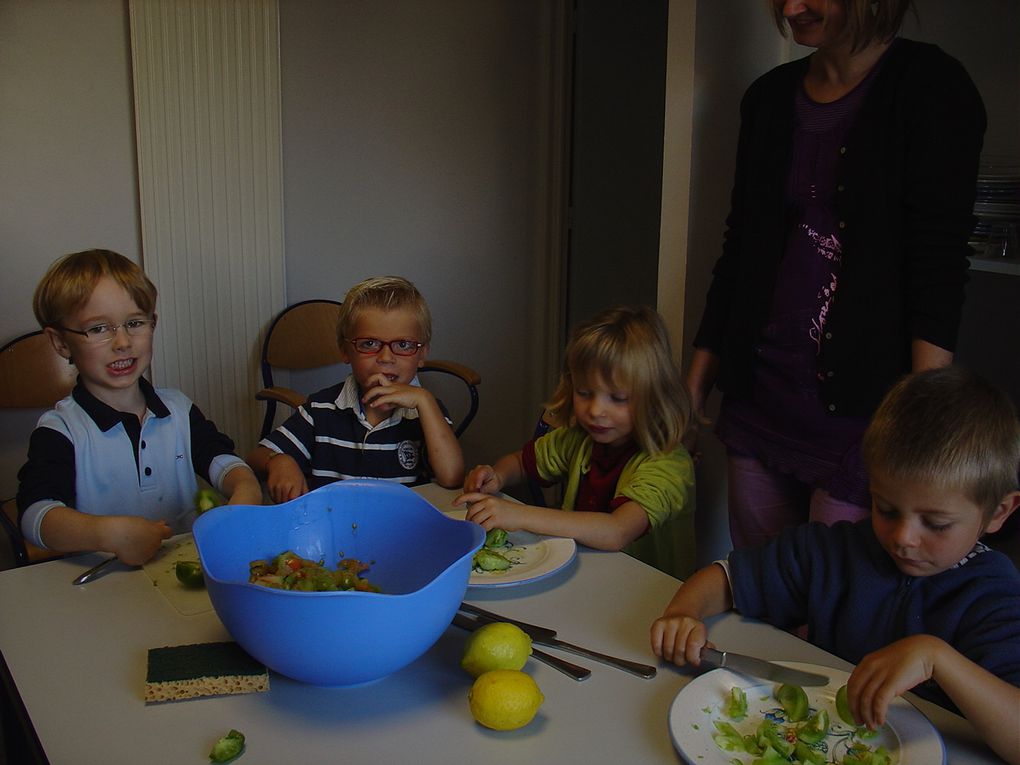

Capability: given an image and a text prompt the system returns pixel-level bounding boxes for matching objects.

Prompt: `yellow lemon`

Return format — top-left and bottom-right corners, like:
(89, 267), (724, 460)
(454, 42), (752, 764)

(468, 669), (544, 731)
(460, 622), (532, 677)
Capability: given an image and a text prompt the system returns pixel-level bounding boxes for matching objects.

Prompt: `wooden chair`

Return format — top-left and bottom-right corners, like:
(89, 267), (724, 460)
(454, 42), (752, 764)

(256, 299), (481, 440)
(0, 330), (78, 565)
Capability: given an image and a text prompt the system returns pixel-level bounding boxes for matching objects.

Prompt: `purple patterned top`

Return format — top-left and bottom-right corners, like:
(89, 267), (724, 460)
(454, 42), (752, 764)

(717, 53), (892, 507)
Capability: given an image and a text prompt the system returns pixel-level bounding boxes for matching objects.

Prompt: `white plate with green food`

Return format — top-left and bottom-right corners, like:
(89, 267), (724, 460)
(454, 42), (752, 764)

(444, 510), (577, 587)
(668, 662), (945, 765)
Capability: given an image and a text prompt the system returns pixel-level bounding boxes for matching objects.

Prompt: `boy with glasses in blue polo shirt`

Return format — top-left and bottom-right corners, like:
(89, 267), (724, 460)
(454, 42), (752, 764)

(248, 276), (463, 502)
(16, 249), (262, 565)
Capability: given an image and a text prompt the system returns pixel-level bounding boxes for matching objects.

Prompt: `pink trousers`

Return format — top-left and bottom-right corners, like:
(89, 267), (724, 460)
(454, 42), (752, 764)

(726, 451), (870, 550)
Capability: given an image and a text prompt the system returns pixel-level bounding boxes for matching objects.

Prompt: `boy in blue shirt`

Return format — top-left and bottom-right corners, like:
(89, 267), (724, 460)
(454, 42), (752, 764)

(650, 366), (1020, 764)
(17, 250), (262, 565)
(248, 276), (463, 502)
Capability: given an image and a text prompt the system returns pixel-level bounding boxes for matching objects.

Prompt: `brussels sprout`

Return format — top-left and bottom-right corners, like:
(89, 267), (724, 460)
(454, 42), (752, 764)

(209, 729), (244, 762)
(175, 560), (205, 589)
(195, 488), (225, 514)
(777, 683), (810, 722)
(796, 709), (829, 744)
(483, 528), (508, 549)
(473, 548), (512, 571)
(721, 686), (748, 720)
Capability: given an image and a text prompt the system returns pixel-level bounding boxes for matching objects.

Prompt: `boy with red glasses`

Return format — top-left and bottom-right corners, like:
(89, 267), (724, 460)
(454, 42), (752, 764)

(249, 276), (463, 501)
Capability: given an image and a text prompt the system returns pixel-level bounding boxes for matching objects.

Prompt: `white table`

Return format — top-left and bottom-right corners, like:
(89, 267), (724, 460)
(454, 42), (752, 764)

(0, 484), (1005, 764)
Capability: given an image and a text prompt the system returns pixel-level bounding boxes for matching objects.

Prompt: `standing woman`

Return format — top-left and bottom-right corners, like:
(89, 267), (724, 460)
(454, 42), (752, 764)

(688, 0), (986, 548)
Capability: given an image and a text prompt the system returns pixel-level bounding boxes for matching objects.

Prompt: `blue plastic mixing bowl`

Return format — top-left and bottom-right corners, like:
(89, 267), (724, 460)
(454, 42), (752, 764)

(193, 480), (484, 686)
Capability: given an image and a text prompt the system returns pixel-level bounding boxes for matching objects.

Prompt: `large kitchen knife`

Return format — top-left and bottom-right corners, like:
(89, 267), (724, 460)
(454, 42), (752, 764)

(700, 646), (830, 687)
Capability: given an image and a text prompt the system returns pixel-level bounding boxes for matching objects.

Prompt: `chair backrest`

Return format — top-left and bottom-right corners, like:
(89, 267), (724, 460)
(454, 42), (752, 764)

(260, 299), (344, 385)
(527, 410), (556, 507)
(0, 330), (77, 408)
(1, 330), (77, 566)
(256, 300), (481, 439)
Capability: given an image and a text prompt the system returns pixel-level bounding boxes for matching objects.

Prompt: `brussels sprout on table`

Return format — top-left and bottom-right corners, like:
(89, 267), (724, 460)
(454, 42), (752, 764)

(209, 729), (244, 762)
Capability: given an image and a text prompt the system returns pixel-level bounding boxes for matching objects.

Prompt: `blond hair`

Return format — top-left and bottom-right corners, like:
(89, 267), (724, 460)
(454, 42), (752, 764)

(545, 306), (692, 455)
(336, 276), (432, 348)
(33, 249), (157, 329)
(770, 0), (915, 53)
(862, 366), (1020, 518)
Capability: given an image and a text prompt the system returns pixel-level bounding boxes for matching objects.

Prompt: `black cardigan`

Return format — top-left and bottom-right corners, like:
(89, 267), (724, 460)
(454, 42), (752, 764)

(694, 39), (986, 417)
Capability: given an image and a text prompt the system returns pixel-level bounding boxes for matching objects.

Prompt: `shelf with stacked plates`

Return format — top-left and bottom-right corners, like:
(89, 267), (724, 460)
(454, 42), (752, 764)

(968, 156), (1020, 277)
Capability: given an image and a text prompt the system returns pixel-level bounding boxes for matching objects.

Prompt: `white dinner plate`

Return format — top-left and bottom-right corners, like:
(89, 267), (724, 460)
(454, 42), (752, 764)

(668, 662), (945, 765)
(444, 509), (577, 587)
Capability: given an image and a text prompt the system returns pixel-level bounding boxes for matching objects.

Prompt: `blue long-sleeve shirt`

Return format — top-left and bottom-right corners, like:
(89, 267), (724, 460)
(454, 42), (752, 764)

(728, 519), (1020, 711)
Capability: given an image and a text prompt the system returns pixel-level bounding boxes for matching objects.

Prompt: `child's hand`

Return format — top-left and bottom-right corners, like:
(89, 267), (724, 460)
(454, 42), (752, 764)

(846, 635), (942, 730)
(649, 613), (710, 667)
(226, 479), (264, 506)
(265, 454), (308, 503)
(462, 464), (501, 494)
(100, 516), (173, 566)
(222, 465), (263, 506)
(457, 493), (528, 531)
(361, 373), (431, 413)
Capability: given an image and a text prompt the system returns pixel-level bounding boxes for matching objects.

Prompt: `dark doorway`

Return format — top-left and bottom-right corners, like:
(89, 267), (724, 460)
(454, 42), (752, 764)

(565, 0), (669, 333)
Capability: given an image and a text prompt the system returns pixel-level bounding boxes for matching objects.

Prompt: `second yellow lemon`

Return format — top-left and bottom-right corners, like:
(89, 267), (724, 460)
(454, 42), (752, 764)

(468, 669), (544, 730)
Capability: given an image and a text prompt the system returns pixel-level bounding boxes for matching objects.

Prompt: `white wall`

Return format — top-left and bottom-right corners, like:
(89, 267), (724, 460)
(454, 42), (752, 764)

(682, 2), (783, 565)
(277, 0), (558, 469)
(0, 0), (139, 498)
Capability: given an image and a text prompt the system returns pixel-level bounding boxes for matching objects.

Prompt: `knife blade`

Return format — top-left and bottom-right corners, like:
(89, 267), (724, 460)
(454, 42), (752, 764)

(451, 613), (591, 681)
(71, 556), (121, 585)
(700, 646), (830, 687)
(460, 602), (656, 679)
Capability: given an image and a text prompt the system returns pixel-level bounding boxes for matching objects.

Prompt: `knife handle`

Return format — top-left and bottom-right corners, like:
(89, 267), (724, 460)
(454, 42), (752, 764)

(530, 647), (592, 681)
(700, 646), (725, 667)
(460, 602), (555, 637)
(546, 639), (657, 679)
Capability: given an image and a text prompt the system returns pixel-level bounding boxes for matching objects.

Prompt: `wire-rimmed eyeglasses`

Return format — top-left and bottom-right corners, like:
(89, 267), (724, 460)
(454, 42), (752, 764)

(57, 317), (157, 344)
(347, 337), (424, 356)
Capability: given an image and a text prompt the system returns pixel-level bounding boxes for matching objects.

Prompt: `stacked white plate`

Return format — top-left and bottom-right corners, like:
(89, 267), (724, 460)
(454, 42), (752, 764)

(971, 156), (1020, 259)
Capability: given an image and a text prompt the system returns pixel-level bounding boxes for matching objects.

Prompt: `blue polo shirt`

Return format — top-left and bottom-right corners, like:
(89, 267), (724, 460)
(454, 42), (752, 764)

(259, 374), (449, 488)
(17, 378), (249, 549)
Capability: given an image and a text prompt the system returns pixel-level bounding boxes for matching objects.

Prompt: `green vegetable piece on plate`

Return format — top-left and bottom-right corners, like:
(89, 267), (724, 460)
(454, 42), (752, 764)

(209, 729), (244, 762)
(755, 719), (795, 758)
(722, 686), (748, 720)
(175, 560), (205, 589)
(835, 683), (856, 725)
(843, 743), (893, 765)
(195, 488), (225, 514)
(483, 528), (508, 549)
(836, 684), (883, 738)
(796, 708), (829, 744)
(753, 743), (791, 763)
(776, 682), (810, 722)
(711, 721), (744, 752)
(473, 548), (512, 571)
(794, 740), (826, 765)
